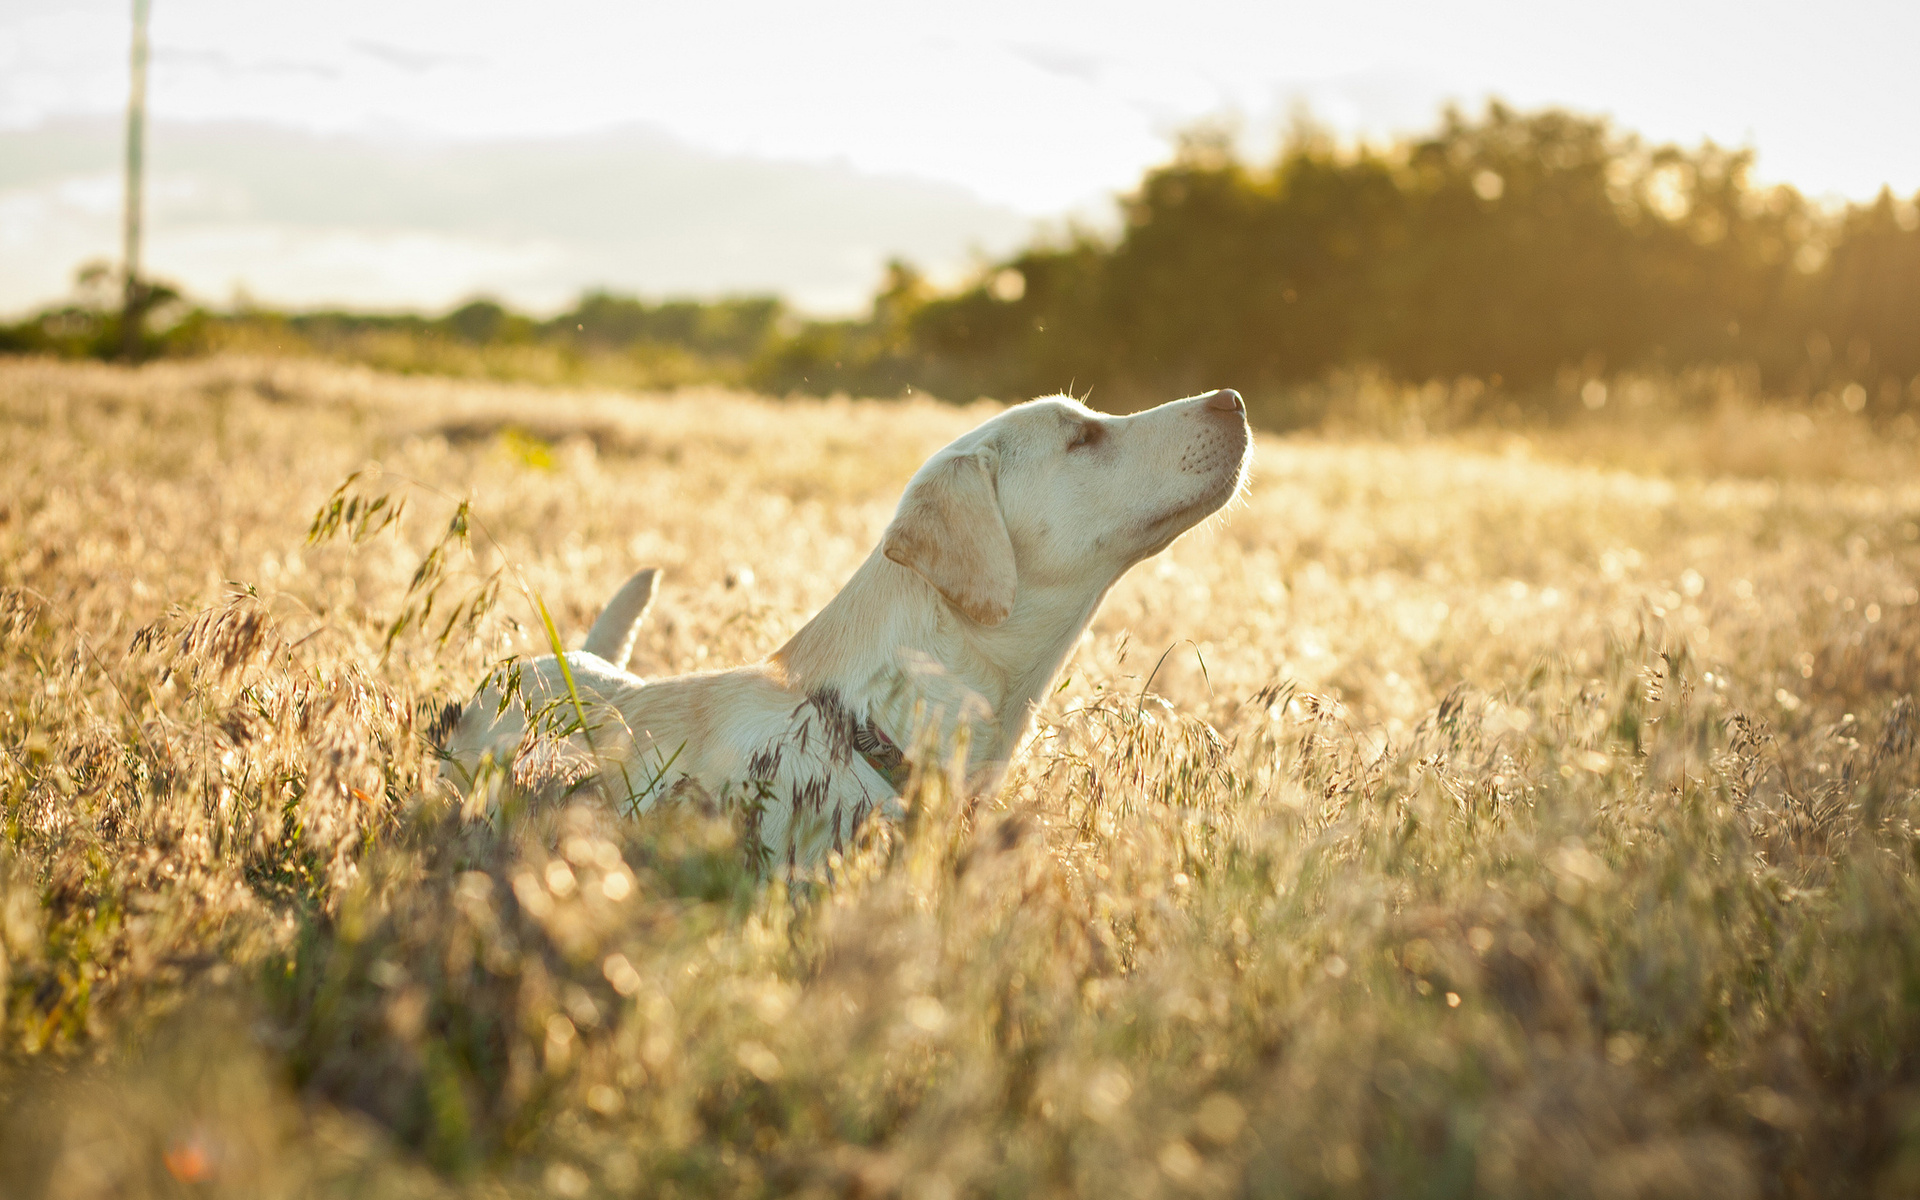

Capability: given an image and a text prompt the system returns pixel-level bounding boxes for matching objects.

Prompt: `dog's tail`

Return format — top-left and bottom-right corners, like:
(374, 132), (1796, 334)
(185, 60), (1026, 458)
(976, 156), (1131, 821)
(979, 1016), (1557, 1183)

(581, 568), (659, 670)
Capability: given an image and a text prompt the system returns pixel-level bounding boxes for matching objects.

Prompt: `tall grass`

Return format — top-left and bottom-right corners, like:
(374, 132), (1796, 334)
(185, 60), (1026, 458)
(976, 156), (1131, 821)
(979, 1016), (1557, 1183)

(2, 356), (1918, 1198)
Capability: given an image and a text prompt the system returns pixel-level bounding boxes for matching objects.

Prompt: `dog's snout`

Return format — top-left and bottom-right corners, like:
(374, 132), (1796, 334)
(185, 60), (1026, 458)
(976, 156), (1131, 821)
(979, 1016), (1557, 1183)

(1203, 388), (1245, 416)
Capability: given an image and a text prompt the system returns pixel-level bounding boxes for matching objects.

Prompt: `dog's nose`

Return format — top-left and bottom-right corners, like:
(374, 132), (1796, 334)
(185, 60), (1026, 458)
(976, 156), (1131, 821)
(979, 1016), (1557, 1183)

(1203, 388), (1245, 415)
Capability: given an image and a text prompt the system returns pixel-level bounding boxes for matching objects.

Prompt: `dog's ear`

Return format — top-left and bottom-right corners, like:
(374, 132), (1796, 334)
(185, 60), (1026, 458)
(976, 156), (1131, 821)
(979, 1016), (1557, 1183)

(581, 568), (659, 669)
(883, 452), (1016, 626)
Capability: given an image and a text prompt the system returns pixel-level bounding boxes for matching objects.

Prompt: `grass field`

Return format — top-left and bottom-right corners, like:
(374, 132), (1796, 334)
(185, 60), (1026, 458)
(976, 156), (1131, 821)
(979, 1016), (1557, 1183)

(2, 356), (1919, 1199)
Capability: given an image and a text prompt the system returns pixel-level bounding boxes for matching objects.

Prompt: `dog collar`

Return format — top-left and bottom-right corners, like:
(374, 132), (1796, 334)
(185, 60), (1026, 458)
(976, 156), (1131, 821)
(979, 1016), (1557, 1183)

(852, 719), (913, 793)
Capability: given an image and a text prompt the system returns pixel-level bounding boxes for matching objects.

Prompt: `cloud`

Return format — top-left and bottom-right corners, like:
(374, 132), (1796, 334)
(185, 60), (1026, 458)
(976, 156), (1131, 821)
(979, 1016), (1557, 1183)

(1008, 43), (1107, 85)
(0, 119), (1035, 316)
(152, 46), (342, 79)
(348, 40), (480, 74)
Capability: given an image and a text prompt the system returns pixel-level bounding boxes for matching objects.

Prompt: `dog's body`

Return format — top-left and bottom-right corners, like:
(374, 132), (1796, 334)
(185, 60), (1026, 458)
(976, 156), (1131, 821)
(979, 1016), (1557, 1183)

(441, 389), (1250, 866)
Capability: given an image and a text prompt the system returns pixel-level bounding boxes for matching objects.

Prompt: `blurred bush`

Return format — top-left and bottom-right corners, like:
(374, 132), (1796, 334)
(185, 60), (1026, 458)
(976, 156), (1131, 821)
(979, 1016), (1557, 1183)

(0, 279), (790, 393)
(773, 103), (1920, 419)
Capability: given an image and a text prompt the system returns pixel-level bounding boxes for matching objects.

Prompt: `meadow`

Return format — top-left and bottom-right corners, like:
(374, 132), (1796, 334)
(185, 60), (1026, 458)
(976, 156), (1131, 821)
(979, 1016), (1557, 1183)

(2, 356), (1918, 1198)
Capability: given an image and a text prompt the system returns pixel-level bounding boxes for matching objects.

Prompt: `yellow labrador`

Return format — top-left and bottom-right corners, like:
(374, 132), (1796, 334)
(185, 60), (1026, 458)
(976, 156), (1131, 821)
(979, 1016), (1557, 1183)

(441, 389), (1250, 868)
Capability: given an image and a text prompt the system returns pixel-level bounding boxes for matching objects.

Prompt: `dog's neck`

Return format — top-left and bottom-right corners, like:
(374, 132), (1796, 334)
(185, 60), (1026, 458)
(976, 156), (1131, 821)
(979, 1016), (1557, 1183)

(771, 548), (1108, 787)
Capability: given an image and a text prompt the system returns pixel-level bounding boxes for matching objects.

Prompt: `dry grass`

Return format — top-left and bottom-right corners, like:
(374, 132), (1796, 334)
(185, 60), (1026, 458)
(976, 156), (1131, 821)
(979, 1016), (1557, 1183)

(2, 355), (1919, 1199)
(197, 322), (737, 395)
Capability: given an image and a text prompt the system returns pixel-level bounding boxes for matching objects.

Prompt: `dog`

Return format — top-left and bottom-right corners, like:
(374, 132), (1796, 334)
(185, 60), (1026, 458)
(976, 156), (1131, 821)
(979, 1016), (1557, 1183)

(440, 388), (1250, 869)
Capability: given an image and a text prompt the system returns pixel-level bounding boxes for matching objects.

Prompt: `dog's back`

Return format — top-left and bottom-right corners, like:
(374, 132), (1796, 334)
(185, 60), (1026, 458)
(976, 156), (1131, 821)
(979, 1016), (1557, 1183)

(443, 654), (903, 866)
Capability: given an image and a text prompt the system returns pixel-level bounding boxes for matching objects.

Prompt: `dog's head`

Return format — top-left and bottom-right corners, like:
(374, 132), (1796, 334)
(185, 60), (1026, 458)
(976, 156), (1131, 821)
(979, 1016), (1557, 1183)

(882, 389), (1250, 625)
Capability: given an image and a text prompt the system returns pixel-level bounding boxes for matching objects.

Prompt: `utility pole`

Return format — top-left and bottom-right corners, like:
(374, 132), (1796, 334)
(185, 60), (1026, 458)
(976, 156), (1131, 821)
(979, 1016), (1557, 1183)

(120, 0), (150, 362)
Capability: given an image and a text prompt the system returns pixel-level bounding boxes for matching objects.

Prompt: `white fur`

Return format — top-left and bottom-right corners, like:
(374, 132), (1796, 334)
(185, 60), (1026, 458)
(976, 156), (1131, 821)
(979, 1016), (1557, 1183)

(441, 389), (1250, 868)
(580, 567), (656, 669)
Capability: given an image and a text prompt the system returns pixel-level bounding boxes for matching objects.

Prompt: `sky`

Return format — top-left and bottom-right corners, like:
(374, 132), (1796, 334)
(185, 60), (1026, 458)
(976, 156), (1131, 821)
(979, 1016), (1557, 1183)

(3, 0), (1917, 314)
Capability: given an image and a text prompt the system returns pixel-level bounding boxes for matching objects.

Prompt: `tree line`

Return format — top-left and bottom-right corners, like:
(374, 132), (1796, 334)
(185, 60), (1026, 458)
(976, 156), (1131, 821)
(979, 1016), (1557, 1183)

(783, 102), (1920, 418)
(7, 102), (1918, 423)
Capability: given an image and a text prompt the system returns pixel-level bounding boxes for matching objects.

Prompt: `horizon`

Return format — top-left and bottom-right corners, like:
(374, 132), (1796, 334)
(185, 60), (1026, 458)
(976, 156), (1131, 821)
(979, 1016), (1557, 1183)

(4, 0), (1917, 316)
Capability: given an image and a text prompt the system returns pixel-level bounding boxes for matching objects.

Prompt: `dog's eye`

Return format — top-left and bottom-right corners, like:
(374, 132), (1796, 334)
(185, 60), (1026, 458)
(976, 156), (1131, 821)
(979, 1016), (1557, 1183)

(1066, 422), (1103, 451)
